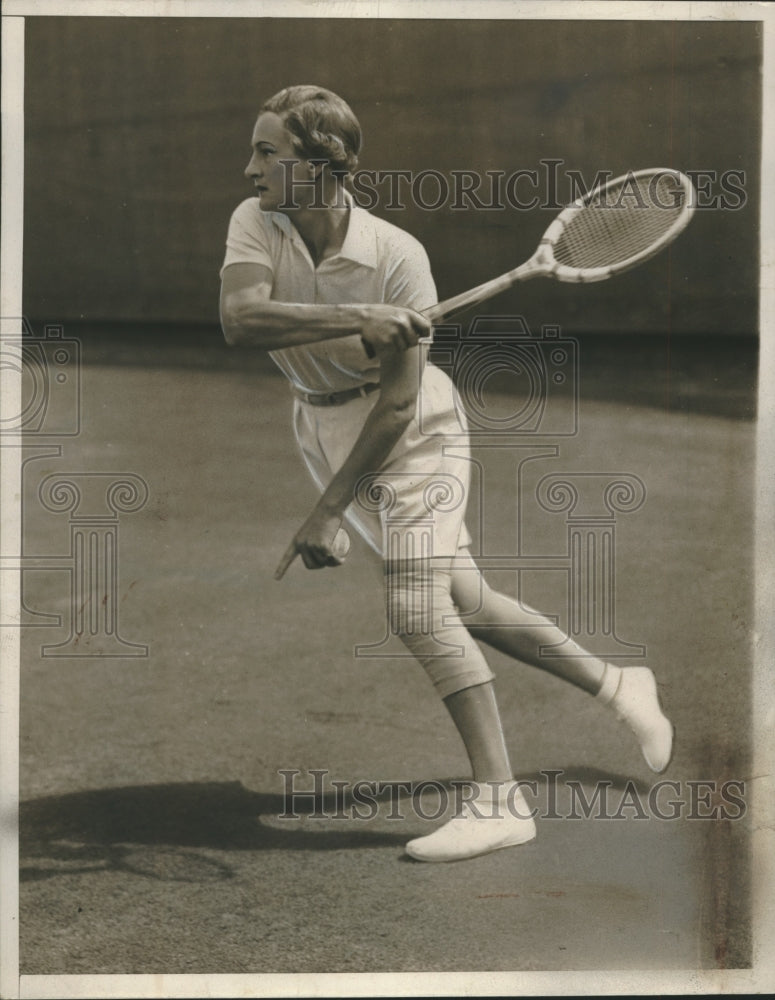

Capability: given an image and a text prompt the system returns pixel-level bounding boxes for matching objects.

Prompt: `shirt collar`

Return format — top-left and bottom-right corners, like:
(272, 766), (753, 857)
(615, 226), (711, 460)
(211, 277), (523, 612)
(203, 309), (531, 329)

(267, 189), (377, 270)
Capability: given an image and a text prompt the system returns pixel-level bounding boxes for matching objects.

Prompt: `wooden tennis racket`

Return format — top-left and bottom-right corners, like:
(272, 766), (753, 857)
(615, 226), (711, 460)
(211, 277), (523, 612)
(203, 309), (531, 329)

(426, 167), (695, 324)
(362, 167), (696, 359)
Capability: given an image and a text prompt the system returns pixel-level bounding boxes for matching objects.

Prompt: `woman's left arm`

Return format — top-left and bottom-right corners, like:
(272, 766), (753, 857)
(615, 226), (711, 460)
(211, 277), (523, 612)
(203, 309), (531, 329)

(275, 346), (425, 577)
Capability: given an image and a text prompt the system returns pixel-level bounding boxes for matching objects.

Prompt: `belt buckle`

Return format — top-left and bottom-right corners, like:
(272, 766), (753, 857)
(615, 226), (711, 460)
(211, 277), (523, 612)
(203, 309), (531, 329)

(302, 389), (329, 405)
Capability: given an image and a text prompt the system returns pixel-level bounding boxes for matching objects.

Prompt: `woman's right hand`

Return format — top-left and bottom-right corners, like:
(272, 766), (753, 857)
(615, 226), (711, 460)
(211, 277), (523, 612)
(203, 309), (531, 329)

(360, 304), (432, 358)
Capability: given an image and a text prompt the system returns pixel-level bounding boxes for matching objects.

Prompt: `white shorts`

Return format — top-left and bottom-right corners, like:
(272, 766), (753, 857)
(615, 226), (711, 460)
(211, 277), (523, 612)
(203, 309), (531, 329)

(293, 363), (473, 560)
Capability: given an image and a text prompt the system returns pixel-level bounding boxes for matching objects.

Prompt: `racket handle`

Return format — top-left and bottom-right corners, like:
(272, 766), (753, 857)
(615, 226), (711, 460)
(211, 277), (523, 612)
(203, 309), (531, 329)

(360, 259), (537, 356)
(427, 262), (538, 325)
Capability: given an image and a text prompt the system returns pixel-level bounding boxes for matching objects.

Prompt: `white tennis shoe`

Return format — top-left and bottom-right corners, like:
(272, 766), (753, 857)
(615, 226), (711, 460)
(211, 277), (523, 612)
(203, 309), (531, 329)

(405, 782), (537, 863)
(608, 666), (674, 773)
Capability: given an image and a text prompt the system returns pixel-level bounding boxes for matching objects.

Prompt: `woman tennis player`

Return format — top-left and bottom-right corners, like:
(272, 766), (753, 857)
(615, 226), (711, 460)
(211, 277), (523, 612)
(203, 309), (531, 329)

(219, 85), (673, 862)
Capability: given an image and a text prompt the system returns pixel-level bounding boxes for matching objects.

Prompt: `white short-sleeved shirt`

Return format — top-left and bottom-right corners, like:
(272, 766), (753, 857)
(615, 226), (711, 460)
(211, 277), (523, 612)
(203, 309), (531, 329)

(220, 195), (437, 393)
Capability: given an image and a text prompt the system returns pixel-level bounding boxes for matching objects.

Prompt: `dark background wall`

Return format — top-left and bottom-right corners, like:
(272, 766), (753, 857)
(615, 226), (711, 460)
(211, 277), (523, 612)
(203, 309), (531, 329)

(23, 17), (761, 335)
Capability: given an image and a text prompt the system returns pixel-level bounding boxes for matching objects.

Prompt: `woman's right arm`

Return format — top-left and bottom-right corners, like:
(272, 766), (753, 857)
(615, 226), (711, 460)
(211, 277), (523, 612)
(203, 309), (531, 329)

(219, 262), (430, 354)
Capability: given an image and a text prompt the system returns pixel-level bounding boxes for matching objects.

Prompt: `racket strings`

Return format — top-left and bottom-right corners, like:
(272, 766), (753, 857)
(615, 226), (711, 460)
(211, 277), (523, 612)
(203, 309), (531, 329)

(552, 173), (687, 271)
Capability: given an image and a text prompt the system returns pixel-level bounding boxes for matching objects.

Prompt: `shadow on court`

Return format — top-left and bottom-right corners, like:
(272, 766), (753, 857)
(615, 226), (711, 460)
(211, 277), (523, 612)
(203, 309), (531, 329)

(18, 326), (755, 975)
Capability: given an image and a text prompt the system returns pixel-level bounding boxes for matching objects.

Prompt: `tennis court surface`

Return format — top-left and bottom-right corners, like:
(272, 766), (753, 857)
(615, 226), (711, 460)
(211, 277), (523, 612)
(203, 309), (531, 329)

(18, 327), (755, 973)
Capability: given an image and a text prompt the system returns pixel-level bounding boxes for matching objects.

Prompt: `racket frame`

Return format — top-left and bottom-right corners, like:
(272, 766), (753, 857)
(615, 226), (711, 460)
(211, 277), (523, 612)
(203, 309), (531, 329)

(426, 168), (696, 325)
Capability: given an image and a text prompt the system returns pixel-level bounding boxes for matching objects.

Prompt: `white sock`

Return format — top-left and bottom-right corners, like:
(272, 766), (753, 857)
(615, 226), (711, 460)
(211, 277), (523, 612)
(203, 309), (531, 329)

(462, 780), (531, 819)
(469, 779), (519, 800)
(595, 662), (623, 704)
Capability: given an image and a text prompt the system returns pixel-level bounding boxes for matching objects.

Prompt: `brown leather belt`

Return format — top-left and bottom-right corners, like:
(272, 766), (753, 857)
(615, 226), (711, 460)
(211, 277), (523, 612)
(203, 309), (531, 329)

(292, 382), (381, 407)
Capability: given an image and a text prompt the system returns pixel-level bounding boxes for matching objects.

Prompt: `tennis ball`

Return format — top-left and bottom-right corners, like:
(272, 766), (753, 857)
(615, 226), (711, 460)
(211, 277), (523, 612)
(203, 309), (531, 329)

(331, 527), (351, 564)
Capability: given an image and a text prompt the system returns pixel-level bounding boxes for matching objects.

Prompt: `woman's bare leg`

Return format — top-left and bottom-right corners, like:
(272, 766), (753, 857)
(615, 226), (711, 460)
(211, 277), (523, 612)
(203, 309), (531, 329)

(450, 549), (609, 695)
(442, 681), (513, 782)
(448, 549), (673, 773)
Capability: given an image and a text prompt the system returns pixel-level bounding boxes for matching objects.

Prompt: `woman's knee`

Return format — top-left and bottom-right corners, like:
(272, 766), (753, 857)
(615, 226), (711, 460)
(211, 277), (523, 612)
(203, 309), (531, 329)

(383, 564), (495, 697)
(450, 566), (491, 619)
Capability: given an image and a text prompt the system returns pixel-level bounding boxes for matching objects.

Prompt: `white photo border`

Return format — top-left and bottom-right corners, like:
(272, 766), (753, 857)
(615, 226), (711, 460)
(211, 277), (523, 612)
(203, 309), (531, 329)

(1, 2), (773, 997)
